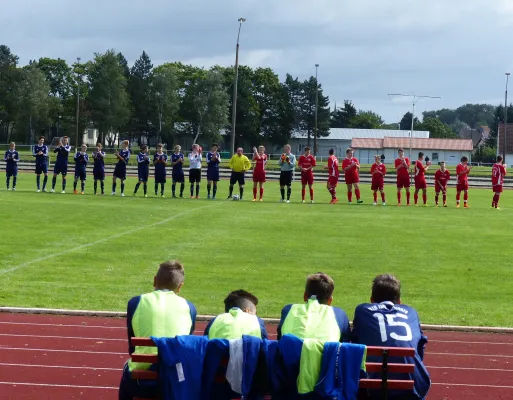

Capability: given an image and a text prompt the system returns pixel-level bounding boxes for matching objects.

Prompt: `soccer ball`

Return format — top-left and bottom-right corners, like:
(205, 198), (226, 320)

(232, 194), (240, 201)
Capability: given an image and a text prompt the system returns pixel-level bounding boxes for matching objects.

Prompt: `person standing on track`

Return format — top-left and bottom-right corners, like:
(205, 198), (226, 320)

(491, 155), (507, 209)
(33, 136), (49, 192)
(51, 136), (71, 193)
(395, 149), (411, 206)
(278, 144), (296, 203)
(4, 142), (19, 191)
(352, 274), (431, 400)
(227, 147), (251, 200)
(252, 146), (267, 201)
(298, 146), (316, 203)
(342, 148), (362, 204)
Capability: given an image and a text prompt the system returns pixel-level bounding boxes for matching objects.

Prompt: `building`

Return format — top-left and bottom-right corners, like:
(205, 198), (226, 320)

(459, 126), (490, 149)
(289, 128), (430, 158)
(351, 137), (473, 165)
(497, 123), (513, 166)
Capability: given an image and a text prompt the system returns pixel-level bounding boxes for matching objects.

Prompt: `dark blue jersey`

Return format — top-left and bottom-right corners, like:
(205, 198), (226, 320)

(171, 153), (184, 172)
(74, 152), (89, 169)
(54, 145), (71, 164)
(4, 150), (19, 167)
(352, 302), (431, 399)
(33, 145), (48, 164)
(116, 149), (130, 165)
(154, 153), (168, 176)
(206, 152), (221, 171)
(92, 151), (105, 171)
(137, 152), (150, 170)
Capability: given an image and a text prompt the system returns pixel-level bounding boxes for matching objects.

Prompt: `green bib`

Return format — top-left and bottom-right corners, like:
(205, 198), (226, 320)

(207, 308), (262, 339)
(128, 291), (192, 371)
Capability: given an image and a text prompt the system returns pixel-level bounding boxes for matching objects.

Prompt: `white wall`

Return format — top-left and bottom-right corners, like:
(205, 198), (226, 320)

(355, 148), (471, 165)
(290, 138), (351, 157)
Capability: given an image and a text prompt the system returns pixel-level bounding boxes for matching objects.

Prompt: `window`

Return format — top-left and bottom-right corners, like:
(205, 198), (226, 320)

(432, 152), (439, 161)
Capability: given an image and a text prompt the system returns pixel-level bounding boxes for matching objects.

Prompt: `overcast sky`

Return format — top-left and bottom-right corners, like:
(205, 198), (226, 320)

(2, 0), (513, 122)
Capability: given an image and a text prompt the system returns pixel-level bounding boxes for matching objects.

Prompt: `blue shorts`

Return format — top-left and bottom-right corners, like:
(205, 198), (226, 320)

(207, 169), (220, 182)
(114, 163), (127, 180)
(155, 174), (167, 184)
(172, 170), (185, 183)
(35, 164), (48, 174)
(53, 163), (68, 176)
(6, 167), (17, 178)
(138, 170), (149, 182)
(93, 170), (105, 181)
(75, 169), (86, 181)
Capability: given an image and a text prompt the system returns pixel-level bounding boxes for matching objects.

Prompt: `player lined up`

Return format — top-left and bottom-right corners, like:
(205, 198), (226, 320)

(3, 139), (507, 208)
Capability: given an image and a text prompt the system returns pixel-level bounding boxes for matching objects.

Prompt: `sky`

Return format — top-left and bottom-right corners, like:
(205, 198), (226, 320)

(2, 0), (513, 123)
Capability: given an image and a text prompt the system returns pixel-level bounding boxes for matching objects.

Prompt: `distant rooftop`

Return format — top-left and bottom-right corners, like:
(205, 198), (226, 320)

(352, 137), (473, 151)
(292, 128), (430, 140)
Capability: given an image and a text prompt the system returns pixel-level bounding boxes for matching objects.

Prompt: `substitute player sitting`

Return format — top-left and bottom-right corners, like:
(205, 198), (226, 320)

(204, 290), (267, 339)
(252, 146), (267, 201)
(277, 272), (350, 342)
(324, 148), (339, 204)
(352, 274), (431, 400)
(414, 152), (431, 206)
(371, 154), (386, 206)
(434, 161), (450, 207)
(228, 147), (251, 200)
(456, 156), (471, 208)
(492, 155), (507, 209)
(73, 144), (88, 195)
(298, 146), (316, 203)
(395, 149), (411, 206)
(342, 147), (362, 204)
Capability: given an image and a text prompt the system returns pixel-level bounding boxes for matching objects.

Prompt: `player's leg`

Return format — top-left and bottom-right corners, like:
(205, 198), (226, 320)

(354, 182), (362, 203)
(189, 173), (195, 198)
(36, 172), (41, 191)
(80, 174), (86, 194)
(286, 173), (292, 202)
(301, 183), (306, 202)
(94, 179), (98, 195)
(414, 188), (419, 205)
(380, 188), (386, 205)
(405, 187), (411, 205)
(12, 170), (17, 190)
(239, 175), (245, 200)
(112, 176), (117, 195)
(435, 187), (439, 206)
(100, 178), (105, 195)
(160, 180), (165, 197)
(456, 189), (461, 207)
(207, 179), (212, 198)
(195, 172), (200, 198)
(397, 185), (402, 205)
(212, 180), (218, 199)
(252, 181), (258, 201)
(73, 175), (79, 193)
(62, 171), (67, 192)
(309, 182), (314, 202)
(373, 190), (378, 205)
(259, 181), (264, 201)
(134, 178), (141, 195)
(120, 178), (126, 196)
(6, 172), (10, 190)
(171, 179), (176, 197)
(346, 183), (353, 204)
(279, 172), (286, 201)
(51, 171), (58, 191)
(228, 173), (235, 199)
(422, 188), (427, 205)
(42, 170), (48, 191)
(463, 189), (469, 207)
(179, 178), (185, 198)
(442, 188), (447, 206)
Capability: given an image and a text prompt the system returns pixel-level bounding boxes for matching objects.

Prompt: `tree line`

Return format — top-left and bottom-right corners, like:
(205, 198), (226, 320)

(1, 44), (512, 158)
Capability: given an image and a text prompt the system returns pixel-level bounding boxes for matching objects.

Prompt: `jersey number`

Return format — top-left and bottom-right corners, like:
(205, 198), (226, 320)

(373, 313), (413, 342)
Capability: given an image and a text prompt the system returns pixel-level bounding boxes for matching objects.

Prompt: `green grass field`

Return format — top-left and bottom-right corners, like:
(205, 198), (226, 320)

(0, 173), (511, 327)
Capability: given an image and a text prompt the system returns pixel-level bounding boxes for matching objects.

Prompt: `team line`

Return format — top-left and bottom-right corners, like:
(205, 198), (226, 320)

(2, 137), (508, 208)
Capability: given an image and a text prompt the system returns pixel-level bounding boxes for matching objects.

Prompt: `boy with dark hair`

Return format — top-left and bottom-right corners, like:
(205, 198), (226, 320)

(134, 145), (150, 197)
(171, 145), (185, 198)
(73, 144), (88, 195)
(395, 149), (411, 206)
(153, 144), (168, 198)
(324, 148), (339, 204)
(352, 274), (431, 400)
(119, 260), (197, 400)
(92, 143), (105, 195)
(189, 144), (202, 198)
(492, 155), (507, 209)
(298, 146), (316, 203)
(112, 140), (130, 197)
(278, 144), (296, 203)
(414, 152), (431, 206)
(434, 161), (450, 207)
(4, 142), (19, 191)
(277, 272), (350, 342)
(456, 156), (471, 208)
(371, 154), (386, 206)
(204, 289), (267, 339)
(33, 136), (49, 192)
(206, 143), (221, 199)
(342, 148), (363, 204)
(51, 136), (71, 193)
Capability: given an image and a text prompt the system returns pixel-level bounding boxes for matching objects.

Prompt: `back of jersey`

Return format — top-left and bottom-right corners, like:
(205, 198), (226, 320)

(352, 302), (431, 399)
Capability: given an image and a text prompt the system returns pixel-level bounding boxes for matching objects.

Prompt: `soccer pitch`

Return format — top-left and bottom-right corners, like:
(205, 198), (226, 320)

(0, 174), (511, 328)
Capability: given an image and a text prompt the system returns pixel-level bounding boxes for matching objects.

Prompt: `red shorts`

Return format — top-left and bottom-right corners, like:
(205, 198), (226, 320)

(328, 176), (338, 187)
(252, 171), (266, 183)
(493, 184), (503, 193)
(344, 175), (359, 185)
(414, 178), (427, 190)
(396, 176), (410, 188)
(457, 182), (469, 192)
(435, 185), (447, 193)
(371, 180), (384, 191)
(301, 172), (314, 186)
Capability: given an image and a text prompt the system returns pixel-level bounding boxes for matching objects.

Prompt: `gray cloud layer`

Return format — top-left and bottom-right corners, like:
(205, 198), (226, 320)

(2, 0), (513, 122)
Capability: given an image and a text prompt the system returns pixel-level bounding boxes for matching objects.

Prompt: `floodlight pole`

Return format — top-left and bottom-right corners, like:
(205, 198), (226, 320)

(314, 64), (319, 156)
(230, 17), (246, 156)
(75, 57), (81, 151)
(504, 73), (510, 161)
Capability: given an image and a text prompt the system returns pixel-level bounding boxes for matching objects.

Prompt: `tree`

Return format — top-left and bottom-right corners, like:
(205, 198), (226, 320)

(128, 51), (153, 142)
(400, 112), (421, 130)
(417, 117), (457, 138)
(330, 100), (357, 128)
(348, 110), (384, 129)
(0, 45), (20, 142)
(88, 50), (130, 146)
(487, 104), (513, 148)
(37, 58), (72, 99)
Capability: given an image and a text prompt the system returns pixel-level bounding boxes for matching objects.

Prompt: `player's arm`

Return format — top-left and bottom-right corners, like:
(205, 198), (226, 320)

(14, 152), (19, 162)
(53, 147), (60, 153)
(124, 153), (130, 164)
(289, 154), (296, 166)
(343, 162), (353, 172)
(229, 155), (235, 170)
(244, 156), (251, 171)
(203, 317), (215, 337)
(163, 156), (168, 167)
(3, 152), (7, 161)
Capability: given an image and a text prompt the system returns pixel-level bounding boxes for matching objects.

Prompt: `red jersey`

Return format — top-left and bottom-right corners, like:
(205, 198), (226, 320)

(456, 163), (469, 184)
(395, 157), (410, 179)
(253, 154), (267, 173)
(327, 155), (340, 178)
(434, 169), (450, 186)
(298, 154), (316, 173)
(492, 163), (506, 186)
(371, 163), (386, 182)
(342, 157), (359, 179)
(414, 160), (426, 178)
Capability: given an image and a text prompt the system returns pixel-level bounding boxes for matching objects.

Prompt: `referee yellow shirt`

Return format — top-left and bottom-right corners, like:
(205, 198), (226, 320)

(229, 154), (251, 172)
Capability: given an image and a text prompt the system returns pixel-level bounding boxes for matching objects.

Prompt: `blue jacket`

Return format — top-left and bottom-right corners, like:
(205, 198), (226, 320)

(151, 335), (208, 400)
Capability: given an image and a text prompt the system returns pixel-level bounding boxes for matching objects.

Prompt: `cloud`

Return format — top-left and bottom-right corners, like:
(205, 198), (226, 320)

(1, 0), (511, 122)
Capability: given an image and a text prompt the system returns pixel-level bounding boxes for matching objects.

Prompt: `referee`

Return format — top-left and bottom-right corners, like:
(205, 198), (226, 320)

(228, 147), (251, 200)
(279, 144), (296, 203)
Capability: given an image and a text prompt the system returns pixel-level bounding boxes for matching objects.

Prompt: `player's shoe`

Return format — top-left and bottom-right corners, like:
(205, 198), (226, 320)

(43, 189), (48, 193)
(464, 203), (470, 208)
(348, 202), (352, 205)
(286, 200), (290, 203)
(133, 193), (137, 197)
(302, 200), (305, 203)
(36, 189), (41, 193)
(423, 203), (428, 207)
(207, 195), (211, 199)
(252, 198), (257, 202)
(161, 195), (165, 198)
(496, 207), (502, 210)
(436, 204), (439, 207)
(456, 203), (460, 208)
(191, 196), (195, 199)
(373, 202), (377, 206)
(111, 192), (116, 196)
(81, 192), (85, 195)
(397, 203), (401, 206)
(443, 203), (447, 207)
(260, 198), (264, 202)
(50, 189), (55, 193)
(279, 199), (284, 203)
(382, 202), (386, 206)
(12, 188), (16, 191)
(331, 198), (339, 204)
(172, 194), (177, 198)
(74, 190), (78, 194)
(121, 193), (125, 197)
(61, 191), (65, 194)
(357, 200), (363, 204)
(195, 196), (199, 199)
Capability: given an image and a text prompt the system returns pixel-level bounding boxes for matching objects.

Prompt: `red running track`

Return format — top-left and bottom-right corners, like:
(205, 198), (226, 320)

(0, 313), (512, 399)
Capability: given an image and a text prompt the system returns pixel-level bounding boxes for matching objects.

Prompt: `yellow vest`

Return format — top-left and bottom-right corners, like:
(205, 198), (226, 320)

(207, 308), (262, 339)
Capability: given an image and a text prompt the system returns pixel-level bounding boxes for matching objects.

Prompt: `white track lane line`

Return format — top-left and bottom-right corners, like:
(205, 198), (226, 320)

(0, 203), (221, 275)
(430, 340), (513, 345)
(0, 321), (125, 329)
(0, 333), (125, 341)
(426, 366), (513, 372)
(0, 347), (125, 355)
(0, 382), (117, 390)
(431, 382), (513, 389)
(428, 352), (513, 358)
(0, 363), (120, 371)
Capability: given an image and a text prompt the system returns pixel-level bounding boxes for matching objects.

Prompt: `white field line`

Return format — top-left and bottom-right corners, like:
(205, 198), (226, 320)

(0, 203), (222, 275)
(0, 381), (117, 390)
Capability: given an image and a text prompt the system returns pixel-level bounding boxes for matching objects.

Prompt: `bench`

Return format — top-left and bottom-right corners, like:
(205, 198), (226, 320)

(130, 337), (415, 400)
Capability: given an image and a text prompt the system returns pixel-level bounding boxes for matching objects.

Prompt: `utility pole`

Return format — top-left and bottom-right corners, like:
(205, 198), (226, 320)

(314, 64), (319, 156)
(504, 73), (510, 161)
(230, 18), (246, 155)
(75, 57), (81, 150)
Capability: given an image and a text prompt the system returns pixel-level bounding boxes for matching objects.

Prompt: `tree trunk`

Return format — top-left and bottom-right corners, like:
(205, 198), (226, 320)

(193, 124), (201, 144)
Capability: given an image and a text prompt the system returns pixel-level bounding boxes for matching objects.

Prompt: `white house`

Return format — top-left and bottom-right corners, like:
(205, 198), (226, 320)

(289, 128), (430, 158)
(351, 137), (474, 165)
